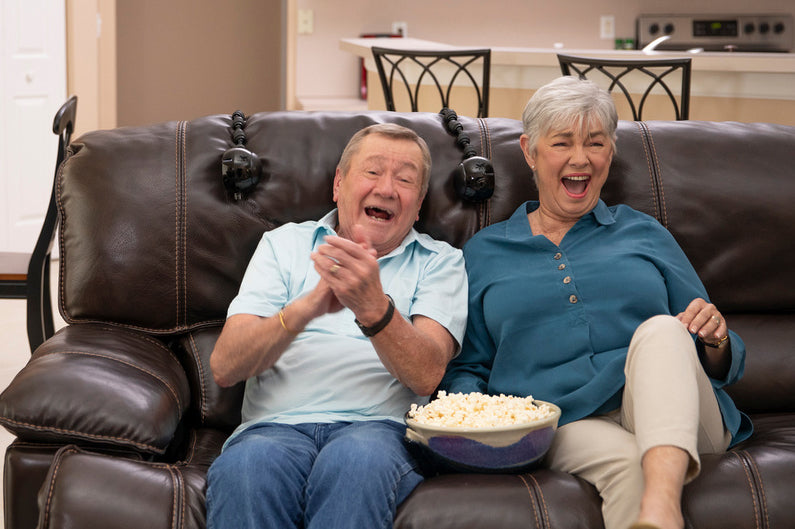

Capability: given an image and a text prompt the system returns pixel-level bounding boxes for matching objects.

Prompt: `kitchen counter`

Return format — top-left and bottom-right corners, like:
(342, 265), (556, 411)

(341, 37), (795, 125)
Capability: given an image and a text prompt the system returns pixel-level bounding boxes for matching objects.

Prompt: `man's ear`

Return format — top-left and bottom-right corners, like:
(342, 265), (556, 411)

(332, 168), (342, 203)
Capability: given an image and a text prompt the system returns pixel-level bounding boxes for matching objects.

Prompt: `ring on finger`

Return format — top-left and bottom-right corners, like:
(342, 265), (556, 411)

(330, 264), (341, 274)
(712, 315), (721, 325)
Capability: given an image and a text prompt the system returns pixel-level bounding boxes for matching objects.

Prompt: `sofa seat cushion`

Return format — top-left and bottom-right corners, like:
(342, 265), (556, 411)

(0, 324), (190, 455)
(395, 469), (605, 529)
(682, 413), (795, 528)
(36, 428), (224, 529)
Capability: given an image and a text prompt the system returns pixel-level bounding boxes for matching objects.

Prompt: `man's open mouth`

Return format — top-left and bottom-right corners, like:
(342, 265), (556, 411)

(365, 206), (394, 221)
(561, 175), (590, 197)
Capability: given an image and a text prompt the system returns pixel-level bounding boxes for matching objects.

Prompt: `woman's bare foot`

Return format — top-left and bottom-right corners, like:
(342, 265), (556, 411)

(636, 445), (688, 529)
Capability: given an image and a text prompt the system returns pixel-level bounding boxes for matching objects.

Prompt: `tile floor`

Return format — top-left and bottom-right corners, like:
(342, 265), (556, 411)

(0, 264), (65, 527)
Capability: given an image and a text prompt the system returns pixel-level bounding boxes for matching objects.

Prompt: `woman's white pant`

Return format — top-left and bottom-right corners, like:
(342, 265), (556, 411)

(544, 315), (731, 529)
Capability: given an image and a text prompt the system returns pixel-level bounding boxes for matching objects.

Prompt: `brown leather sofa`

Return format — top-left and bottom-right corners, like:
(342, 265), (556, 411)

(1, 110), (793, 529)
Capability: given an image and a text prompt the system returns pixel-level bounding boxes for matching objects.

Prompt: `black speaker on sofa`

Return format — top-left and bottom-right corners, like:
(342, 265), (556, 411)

(440, 108), (494, 202)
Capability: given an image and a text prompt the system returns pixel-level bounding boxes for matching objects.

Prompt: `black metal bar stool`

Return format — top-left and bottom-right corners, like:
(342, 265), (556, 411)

(0, 96), (77, 351)
(371, 47), (491, 118)
(557, 54), (692, 121)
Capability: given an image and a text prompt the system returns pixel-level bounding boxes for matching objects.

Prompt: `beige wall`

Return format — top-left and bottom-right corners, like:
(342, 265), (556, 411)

(67, 1), (794, 127)
(116, 0), (284, 127)
(295, 0), (795, 104)
(66, 0), (116, 138)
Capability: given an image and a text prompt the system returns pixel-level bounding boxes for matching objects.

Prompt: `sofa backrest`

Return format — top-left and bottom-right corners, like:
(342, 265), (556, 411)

(57, 111), (529, 332)
(56, 111), (795, 413)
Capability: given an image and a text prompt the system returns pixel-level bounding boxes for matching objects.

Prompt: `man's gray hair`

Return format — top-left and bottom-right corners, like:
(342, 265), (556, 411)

(338, 123), (432, 197)
(521, 76), (618, 156)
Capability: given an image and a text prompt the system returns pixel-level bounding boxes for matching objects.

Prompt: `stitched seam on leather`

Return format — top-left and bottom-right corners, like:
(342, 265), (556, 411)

(738, 450), (769, 529)
(480, 118), (492, 226)
(40, 446), (81, 529)
(41, 349), (183, 410)
(180, 121), (188, 327)
(635, 122), (660, 222)
(173, 121), (189, 327)
(732, 450), (762, 528)
(517, 474), (542, 528)
(0, 417), (164, 453)
(78, 322), (180, 360)
(477, 117), (492, 228)
(525, 473), (550, 527)
(746, 454), (770, 529)
(174, 124), (181, 326)
(56, 158), (69, 322)
(644, 124), (668, 227)
(50, 317), (226, 335)
(42, 321), (185, 368)
(171, 466), (186, 529)
(167, 466), (179, 529)
(187, 333), (208, 423)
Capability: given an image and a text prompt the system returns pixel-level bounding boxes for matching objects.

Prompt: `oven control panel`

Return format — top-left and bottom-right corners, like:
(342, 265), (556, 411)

(637, 14), (793, 52)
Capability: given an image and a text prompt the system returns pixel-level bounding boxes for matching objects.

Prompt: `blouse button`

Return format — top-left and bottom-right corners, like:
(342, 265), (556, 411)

(554, 252), (562, 260)
(558, 263), (566, 270)
(569, 294), (578, 304)
(563, 276), (572, 284)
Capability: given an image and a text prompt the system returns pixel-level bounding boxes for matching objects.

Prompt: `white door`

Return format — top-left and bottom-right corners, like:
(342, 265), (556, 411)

(0, 0), (66, 252)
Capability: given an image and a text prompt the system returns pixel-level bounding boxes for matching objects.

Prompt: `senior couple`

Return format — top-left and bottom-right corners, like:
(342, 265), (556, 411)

(207, 77), (751, 529)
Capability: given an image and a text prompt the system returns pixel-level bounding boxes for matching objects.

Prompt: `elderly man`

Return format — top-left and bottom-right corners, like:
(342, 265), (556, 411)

(207, 123), (467, 529)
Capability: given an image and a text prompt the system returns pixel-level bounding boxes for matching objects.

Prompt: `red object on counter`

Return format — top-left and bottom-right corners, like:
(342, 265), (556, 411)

(359, 33), (403, 100)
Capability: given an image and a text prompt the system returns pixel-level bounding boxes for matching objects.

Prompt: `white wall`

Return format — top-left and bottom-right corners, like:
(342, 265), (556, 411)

(295, 0), (795, 100)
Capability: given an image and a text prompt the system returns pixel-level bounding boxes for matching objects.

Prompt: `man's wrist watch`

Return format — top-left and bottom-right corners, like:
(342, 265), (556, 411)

(355, 295), (395, 337)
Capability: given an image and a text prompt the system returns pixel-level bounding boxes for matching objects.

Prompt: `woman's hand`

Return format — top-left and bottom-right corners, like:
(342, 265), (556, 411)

(676, 298), (731, 378)
(675, 298), (727, 346)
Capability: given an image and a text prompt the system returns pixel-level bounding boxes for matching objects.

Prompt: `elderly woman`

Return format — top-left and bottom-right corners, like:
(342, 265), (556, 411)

(440, 76), (752, 529)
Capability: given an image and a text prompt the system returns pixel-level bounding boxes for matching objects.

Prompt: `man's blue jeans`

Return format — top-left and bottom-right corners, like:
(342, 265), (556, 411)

(206, 419), (423, 529)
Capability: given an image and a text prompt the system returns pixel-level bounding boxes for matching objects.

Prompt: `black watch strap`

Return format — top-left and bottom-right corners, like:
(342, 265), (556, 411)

(355, 295), (395, 337)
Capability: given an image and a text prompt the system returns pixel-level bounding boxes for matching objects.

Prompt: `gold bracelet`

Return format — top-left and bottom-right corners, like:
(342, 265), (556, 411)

(700, 334), (729, 348)
(278, 309), (297, 334)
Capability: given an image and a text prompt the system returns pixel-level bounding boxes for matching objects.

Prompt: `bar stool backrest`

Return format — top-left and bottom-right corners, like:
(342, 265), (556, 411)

(372, 47), (491, 118)
(557, 54), (692, 121)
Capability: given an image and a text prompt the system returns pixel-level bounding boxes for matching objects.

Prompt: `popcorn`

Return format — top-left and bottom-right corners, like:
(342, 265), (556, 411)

(408, 391), (554, 428)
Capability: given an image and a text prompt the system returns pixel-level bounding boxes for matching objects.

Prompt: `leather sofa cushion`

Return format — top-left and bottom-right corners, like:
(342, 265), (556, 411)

(37, 428), (224, 529)
(0, 324), (190, 455)
(175, 327), (244, 431)
(725, 314), (795, 413)
(395, 469), (604, 529)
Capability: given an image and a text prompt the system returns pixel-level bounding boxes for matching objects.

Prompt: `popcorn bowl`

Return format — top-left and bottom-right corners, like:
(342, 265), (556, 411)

(404, 400), (561, 472)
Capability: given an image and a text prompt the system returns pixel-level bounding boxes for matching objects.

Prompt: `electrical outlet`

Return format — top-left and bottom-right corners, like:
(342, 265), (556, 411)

(298, 9), (314, 35)
(600, 15), (615, 40)
(391, 21), (408, 37)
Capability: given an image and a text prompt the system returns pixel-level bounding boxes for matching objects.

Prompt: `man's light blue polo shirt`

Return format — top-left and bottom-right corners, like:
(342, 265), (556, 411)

(226, 210), (467, 440)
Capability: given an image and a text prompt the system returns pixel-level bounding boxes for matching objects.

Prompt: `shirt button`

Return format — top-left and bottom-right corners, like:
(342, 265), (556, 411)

(554, 252), (562, 260)
(563, 276), (572, 284)
(558, 263), (566, 270)
(569, 295), (578, 304)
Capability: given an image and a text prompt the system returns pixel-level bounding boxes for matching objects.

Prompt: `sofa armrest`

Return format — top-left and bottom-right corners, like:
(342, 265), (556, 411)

(0, 324), (190, 455)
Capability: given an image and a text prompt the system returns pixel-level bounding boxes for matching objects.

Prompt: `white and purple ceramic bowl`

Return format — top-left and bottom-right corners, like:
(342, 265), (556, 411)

(404, 400), (561, 472)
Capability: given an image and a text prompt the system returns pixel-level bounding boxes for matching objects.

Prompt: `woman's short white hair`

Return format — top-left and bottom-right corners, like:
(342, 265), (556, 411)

(521, 76), (618, 155)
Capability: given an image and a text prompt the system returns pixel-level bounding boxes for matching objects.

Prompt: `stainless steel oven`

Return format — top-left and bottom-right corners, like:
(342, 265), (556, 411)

(637, 14), (793, 52)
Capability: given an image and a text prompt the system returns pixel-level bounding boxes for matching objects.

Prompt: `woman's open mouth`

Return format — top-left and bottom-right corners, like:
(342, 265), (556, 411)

(561, 175), (590, 198)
